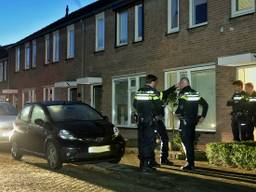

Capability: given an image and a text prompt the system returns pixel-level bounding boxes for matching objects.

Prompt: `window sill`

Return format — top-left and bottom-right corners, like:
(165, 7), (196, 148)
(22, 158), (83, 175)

(115, 43), (128, 49)
(65, 57), (75, 61)
(132, 39), (144, 44)
(188, 22), (208, 30)
(94, 49), (105, 54)
(166, 127), (216, 133)
(166, 30), (179, 36)
(52, 61), (59, 64)
(167, 28), (179, 35)
(230, 10), (255, 19)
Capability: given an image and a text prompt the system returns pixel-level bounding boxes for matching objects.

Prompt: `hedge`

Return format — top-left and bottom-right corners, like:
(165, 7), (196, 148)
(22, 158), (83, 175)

(206, 142), (256, 170)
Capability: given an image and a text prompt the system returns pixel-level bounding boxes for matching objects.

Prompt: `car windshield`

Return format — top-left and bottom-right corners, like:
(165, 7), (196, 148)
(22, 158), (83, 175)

(47, 104), (103, 122)
(0, 103), (17, 116)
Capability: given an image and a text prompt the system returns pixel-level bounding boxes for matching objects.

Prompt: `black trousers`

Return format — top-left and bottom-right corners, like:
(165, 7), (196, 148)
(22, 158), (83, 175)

(246, 121), (254, 141)
(180, 119), (196, 167)
(156, 120), (169, 161)
(138, 120), (155, 166)
(231, 117), (248, 141)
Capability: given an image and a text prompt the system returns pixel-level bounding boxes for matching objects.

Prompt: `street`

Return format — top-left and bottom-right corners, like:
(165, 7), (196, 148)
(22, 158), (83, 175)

(0, 148), (255, 192)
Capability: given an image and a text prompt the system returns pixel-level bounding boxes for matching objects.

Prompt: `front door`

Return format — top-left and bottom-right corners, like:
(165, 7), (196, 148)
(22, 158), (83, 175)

(69, 88), (78, 101)
(92, 85), (103, 112)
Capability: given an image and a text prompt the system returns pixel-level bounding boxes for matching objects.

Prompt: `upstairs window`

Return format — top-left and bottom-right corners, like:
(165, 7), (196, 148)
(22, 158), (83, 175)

(95, 12), (105, 51)
(53, 30), (60, 62)
(67, 24), (75, 59)
(231, 0), (255, 17)
(32, 40), (36, 68)
(15, 47), (20, 72)
(25, 43), (30, 70)
(168, 0), (179, 33)
(116, 10), (128, 46)
(45, 34), (50, 64)
(134, 4), (143, 42)
(189, 0), (208, 28)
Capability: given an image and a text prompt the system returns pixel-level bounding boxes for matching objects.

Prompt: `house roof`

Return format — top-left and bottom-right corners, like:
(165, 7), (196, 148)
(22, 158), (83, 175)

(14, 0), (138, 46)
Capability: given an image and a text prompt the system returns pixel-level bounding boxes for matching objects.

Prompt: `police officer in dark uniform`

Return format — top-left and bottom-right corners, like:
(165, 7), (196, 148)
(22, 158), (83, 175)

(133, 74), (176, 172)
(245, 82), (256, 141)
(227, 80), (248, 141)
(176, 77), (208, 171)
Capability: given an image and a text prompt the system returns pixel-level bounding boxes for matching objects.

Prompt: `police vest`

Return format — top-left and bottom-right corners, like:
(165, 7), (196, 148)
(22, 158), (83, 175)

(134, 90), (164, 101)
(179, 92), (201, 102)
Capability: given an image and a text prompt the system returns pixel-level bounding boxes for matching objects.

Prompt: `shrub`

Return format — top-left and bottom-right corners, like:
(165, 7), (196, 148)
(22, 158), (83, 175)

(206, 141), (256, 170)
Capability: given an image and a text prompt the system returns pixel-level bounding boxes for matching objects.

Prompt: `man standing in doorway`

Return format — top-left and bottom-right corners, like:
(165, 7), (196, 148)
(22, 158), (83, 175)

(176, 77), (208, 171)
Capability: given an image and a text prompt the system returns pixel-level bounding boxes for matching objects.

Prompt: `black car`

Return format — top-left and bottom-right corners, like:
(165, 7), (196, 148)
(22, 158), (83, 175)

(10, 101), (125, 169)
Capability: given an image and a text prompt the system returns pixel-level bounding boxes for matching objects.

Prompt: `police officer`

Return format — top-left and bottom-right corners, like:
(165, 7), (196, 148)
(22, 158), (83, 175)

(133, 74), (176, 172)
(227, 80), (248, 141)
(175, 77), (208, 171)
(245, 82), (256, 141)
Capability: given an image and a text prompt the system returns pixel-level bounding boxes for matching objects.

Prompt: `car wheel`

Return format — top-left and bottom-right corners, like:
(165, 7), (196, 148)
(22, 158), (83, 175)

(46, 142), (62, 170)
(11, 142), (23, 161)
(109, 157), (122, 164)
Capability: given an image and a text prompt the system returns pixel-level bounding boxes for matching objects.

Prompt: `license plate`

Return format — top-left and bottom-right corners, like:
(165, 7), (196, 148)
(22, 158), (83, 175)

(88, 145), (110, 153)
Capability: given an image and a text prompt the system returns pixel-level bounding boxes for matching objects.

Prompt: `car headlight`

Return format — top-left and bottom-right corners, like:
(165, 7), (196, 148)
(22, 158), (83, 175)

(59, 130), (78, 141)
(113, 126), (120, 137)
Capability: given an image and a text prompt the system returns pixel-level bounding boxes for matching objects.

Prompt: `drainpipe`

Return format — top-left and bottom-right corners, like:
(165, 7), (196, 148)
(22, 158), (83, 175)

(81, 18), (86, 101)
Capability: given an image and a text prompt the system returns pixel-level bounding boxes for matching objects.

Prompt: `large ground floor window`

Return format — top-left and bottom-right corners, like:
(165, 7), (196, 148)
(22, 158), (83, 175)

(237, 65), (256, 85)
(112, 74), (146, 127)
(165, 66), (216, 132)
(22, 89), (36, 107)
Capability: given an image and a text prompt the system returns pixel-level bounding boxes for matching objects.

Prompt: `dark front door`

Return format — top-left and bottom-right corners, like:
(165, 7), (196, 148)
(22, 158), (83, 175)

(70, 88), (78, 101)
(92, 85), (103, 112)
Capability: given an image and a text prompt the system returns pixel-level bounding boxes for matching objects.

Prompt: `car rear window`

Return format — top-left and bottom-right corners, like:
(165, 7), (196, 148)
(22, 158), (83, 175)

(0, 103), (17, 116)
(47, 104), (103, 122)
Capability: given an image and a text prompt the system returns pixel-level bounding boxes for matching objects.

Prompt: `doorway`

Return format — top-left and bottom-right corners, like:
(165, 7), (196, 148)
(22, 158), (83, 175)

(91, 85), (102, 112)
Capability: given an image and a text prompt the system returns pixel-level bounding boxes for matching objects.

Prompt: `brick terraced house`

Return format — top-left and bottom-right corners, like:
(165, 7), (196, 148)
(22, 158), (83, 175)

(1, 0), (256, 146)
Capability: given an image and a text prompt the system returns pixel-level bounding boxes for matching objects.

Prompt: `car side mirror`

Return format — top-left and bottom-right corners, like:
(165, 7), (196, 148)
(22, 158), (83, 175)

(35, 119), (45, 127)
(103, 115), (109, 121)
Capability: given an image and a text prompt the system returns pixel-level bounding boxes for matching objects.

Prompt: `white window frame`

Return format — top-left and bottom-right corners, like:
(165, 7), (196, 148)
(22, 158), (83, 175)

(112, 74), (146, 128)
(25, 43), (30, 70)
(134, 4), (143, 42)
(231, 0), (255, 18)
(168, 0), (180, 33)
(15, 47), (20, 72)
(53, 30), (60, 62)
(43, 86), (55, 101)
(22, 89), (36, 107)
(45, 34), (50, 64)
(95, 12), (105, 52)
(32, 40), (36, 68)
(189, 0), (208, 28)
(67, 24), (75, 59)
(164, 65), (216, 132)
(116, 10), (129, 46)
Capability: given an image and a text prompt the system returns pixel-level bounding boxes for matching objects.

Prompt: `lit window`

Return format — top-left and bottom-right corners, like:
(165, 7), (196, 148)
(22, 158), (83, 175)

(116, 10), (128, 46)
(15, 47), (20, 72)
(45, 35), (50, 64)
(53, 30), (60, 62)
(67, 24), (75, 59)
(134, 4), (143, 42)
(189, 0), (208, 28)
(32, 40), (36, 68)
(165, 67), (216, 132)
(25, 43), (30, 70)
(112, 75), (146, 127)
(168, 0), (179, 33)
(95, 12), (105, 51)
(231, 0), (255, 17)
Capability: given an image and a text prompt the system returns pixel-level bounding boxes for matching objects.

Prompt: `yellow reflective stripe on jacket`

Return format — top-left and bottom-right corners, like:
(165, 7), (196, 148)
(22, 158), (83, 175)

(134, 93), (160, 101)
(160, 92), (163, 100)
(179, 92), (201, 101)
